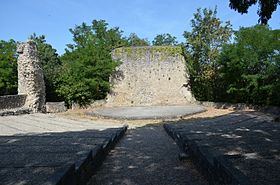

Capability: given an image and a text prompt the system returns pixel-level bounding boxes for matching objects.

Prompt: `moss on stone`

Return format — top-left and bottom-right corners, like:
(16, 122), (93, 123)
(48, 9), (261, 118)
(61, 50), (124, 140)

(113, 46), (183, 61)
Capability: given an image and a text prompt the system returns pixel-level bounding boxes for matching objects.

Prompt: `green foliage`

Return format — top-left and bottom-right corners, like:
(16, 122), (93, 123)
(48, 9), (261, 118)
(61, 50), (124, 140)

(57, 20), (126, 106)
(126, 33), (150, 46)
(219, 25), (280, 105)
(229, 0), (280, 24)
(152, 33), (178, 46)
(1, 16), (277, 108)
(0, 39), (18, 95)
(183, 7), (232, 101)
(29, 34), (62, 101)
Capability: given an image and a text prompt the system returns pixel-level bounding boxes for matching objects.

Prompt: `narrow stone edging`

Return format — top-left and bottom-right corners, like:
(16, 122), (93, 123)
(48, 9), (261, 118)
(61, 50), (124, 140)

(163, 124), (252, 185)
(49, 125), (128, 185)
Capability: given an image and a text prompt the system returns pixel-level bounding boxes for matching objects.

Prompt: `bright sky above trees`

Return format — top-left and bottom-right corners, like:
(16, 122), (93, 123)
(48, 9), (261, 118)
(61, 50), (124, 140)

(1, 0), (279, 54)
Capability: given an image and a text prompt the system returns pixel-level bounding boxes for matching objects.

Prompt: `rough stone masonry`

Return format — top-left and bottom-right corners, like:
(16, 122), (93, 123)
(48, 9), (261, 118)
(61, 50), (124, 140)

(106, 46), (195, 106)
(17, 40), (46, 112)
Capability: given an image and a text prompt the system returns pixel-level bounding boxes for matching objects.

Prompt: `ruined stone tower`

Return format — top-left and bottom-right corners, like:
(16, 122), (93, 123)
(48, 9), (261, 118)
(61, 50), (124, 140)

(17, 40), (46, 112)
(106, 46), (195, 106)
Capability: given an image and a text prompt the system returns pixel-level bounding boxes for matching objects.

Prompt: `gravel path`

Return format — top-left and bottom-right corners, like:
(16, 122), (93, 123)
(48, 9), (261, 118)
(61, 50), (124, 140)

(88, 125), (208, 185)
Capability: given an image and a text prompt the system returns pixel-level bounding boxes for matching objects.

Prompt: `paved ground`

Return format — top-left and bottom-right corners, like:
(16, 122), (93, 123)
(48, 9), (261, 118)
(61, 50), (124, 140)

(0, 113), (124, 135)
(165, 111), (280, 185)
(2, 108), (276, 185)
(0, 113), (125, 185)
(88, 125), (208, 185)
(87, 105), (206, 120)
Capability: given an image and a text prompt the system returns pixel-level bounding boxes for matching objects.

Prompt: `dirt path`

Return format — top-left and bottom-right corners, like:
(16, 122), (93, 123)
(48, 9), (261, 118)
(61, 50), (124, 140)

(88, 125), (208, 185)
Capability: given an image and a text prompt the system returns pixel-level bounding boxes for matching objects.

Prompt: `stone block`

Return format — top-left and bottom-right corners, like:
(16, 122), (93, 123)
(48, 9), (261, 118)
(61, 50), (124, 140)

(46, 102), (67, 113)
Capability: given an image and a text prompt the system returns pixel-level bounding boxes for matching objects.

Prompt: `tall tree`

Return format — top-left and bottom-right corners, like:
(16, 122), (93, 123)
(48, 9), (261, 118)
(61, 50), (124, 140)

(127, 33), (150, 46)
(29, 33), (62, 101)
(219, 25), (280, 105)
(152, 33), (178, 46)
(229, 0), (280, 24)
(183, 7), (232, 101)
(58, 20), (127, 106)
(0, 39), (18, 95)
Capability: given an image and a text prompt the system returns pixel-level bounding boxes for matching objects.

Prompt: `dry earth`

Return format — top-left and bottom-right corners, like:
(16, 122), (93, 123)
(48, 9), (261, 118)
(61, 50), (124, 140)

(58, 106), (235, 128)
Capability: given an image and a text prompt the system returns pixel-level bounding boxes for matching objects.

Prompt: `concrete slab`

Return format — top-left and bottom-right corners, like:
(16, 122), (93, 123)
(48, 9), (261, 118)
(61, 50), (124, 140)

(164, 111), (280, 185)
(88, 105), (206, 120)
(0, 166), (68, 185)
(0, 113), (126, 185)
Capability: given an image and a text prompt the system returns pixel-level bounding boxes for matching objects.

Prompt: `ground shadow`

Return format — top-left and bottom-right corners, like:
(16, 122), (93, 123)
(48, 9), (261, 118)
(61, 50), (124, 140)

(164, 111), (280, 185)
(1, 110), (279, 185)
(0, 127), (124, 185)
(89, 124), (208, 185)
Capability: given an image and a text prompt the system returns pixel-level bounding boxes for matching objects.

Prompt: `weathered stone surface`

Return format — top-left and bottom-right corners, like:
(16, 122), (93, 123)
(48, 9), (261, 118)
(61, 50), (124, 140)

(0, 94), (27, 110)
(89, 125), (208, 185)
(71, 100), (107, 110)
(17, 40), (45, 112)
(164, 111), (280, 185)
(0, 113), (127, 185)
(46, 102), (67, 113)
(106, 46), (195, 106)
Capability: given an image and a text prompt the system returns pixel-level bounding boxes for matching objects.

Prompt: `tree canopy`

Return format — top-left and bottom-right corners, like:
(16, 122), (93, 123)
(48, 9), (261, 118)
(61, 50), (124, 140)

(219, 25), (280, 105)
(126, 33), (150, 46)
(57, 20), (127, 106)
(0, 9), (279, 107)
(0, 39), (18, 95)
(152, 33), (178, 46)
(229, 0), (280, 24)
(184, 7), (232, 101)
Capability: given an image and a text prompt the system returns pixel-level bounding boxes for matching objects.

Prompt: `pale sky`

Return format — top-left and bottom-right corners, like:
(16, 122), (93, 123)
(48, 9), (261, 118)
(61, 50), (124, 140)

(1, 0), (279, 54)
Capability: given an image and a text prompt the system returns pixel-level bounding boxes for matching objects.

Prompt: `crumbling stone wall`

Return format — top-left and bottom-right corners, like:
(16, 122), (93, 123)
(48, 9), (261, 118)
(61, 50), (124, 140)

(0, 95), (27, 110)
(17, 40), (46, 112)
(106, 46), (195, 106)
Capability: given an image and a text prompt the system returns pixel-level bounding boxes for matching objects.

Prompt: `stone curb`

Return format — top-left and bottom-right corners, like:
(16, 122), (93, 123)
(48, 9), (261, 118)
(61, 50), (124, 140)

(163, 124), (252, 185)
(47, 125), (128, 185)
